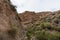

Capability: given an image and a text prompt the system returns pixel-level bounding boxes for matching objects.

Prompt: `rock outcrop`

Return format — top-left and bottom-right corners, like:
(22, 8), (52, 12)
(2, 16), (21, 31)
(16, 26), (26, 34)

(18, 11), (52, 28)
(0, 0), (25, 40)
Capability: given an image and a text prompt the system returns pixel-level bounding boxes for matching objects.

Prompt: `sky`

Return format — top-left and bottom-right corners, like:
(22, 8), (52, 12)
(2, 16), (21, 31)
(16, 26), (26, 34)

(11, 0), (60, 13)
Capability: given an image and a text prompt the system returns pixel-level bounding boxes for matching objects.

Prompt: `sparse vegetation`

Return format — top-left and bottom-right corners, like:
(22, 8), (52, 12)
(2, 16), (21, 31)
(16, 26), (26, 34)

(9, 0), (17, 12)
(26, 25), (60, 40)
(7, 25), (19, 38)
(40, 22), (53, 30)
(26, 12), (60, 40)
(1, 0), (60, 40)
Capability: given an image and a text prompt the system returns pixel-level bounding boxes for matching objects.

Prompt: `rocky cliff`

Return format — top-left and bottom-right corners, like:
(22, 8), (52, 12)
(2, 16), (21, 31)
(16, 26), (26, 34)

(0, 0), (25, 40)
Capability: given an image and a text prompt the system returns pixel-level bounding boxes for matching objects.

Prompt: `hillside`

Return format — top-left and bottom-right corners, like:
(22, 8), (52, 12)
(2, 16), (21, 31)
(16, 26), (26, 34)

(19, 11), (60, 40)
(0, 0), (60, 40)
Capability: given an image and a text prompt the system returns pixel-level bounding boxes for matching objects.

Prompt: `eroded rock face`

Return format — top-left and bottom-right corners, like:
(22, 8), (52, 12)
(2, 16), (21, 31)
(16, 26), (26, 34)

(0, 0), (25, 40)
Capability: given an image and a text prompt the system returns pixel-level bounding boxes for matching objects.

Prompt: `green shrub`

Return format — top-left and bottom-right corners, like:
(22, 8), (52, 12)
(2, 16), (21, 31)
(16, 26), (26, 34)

(35, 30), (60, 40)
(53, 18), (60, 24)
(26, 26), (36, 40)
(40, 22), (53, 30)
(26, 31), (32, 40)
(35, 30), (47, 40)
(26, 24), (60, 40)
